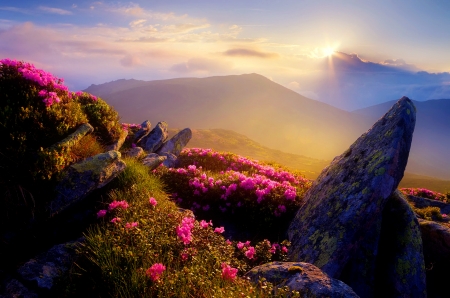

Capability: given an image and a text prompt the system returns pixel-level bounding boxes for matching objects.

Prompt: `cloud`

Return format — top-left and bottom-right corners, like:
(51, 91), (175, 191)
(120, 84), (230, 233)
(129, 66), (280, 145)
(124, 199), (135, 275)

(116, 36), (170, 43)
(222, 48), (278, 58)
(129, 19), (147, 28)
(0, 6), (31, 14)
(161, 23), (210, 34)
(380, 58), (421, 72)
(38, 6), (73, 15)
(170, 57), (232, 73)
(120, 55), (142, 67)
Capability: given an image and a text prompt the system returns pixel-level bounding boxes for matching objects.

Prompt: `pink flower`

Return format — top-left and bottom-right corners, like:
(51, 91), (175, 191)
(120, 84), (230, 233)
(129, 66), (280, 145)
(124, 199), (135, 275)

(221, 263), (238, 281)
(108, 200), (129, 210)
(281, 246), (288, 253)
(146, 263), (166, 281)
(149, 197), (157, 206)
(125, 222), (139, 229)
(110, 217), (121, 224)
(245, 246), (256, 259)
(176, 217), (195, 245)
(97, 209), (107, 218)
(200, 220), (212, 228)
(214, 227), (225, 234)
(225, 239), (232, 245)
(443, 214), (448, 218)
(181, 253), (189, 261)
(237, 242), (245, 250)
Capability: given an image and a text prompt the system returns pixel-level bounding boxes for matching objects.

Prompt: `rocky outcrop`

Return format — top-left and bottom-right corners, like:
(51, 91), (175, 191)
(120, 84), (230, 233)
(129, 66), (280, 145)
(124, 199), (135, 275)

(157, 128), (192, 157)
(419, 219), (450, 297)
(17, 241), (78, 291)
(133, 120), (152, 144)
(288, 97), (417, 297)
(142, 153), (167, 170)
(124, 146), (144, 158)
(50, 150), (126, 216)
(406, 195), (450, 217)
(141, 121), (168, 152)
(49, 123), (94, 150)
(105, 129), (128, 151)
(245, 262), (359, 298)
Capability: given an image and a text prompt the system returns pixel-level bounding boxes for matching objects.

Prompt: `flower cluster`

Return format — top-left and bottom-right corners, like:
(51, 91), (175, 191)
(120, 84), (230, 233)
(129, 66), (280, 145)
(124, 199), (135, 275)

(108, 200), (129, 210)
(221, 263), (238, 281)
(400, 188), (447, 202)
(176, 217), (195, 245)
(146, 263), (166, 282)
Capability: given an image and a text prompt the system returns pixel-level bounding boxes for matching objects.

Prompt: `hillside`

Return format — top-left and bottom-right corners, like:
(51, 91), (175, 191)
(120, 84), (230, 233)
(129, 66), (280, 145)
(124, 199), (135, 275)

(85, 74), (369, 160)
(169, 128), (450, 193)
(86, 74), (450, 180)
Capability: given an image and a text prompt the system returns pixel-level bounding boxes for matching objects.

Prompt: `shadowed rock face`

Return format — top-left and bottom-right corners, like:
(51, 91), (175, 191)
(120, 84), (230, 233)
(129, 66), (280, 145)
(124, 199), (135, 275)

(157, 128), (192, 157)
(245, 262), (359, 298)
(288, 97), (416, 296)
(142, 121), (168, 153)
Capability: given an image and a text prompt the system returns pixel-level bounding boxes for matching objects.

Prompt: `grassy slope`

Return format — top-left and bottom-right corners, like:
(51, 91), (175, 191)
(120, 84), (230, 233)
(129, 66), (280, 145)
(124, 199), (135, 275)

(169, 128), (450, 193)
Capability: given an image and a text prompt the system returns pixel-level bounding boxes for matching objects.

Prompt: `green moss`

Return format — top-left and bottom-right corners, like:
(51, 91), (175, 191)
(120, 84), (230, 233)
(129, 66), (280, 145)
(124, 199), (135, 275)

(71, 151), (121, 176)
(288, 266), (303, 274)
(375, 167), (385, 176)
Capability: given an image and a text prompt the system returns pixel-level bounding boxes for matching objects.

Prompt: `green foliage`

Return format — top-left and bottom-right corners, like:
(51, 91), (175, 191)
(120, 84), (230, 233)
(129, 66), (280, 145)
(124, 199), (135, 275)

(413, 206), (443, 221)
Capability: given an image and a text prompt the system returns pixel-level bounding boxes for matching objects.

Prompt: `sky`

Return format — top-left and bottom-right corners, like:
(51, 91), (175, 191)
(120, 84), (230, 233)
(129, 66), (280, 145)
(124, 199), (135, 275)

(1, 0), (450, 110)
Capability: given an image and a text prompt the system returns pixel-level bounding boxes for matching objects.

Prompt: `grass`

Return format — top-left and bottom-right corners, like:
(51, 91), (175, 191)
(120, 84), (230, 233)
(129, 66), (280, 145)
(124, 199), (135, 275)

(66, 155), (303, 297)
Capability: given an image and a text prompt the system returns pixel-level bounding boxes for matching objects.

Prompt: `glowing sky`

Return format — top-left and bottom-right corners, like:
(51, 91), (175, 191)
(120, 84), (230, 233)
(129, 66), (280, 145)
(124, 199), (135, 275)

(1, 0), (450, 108)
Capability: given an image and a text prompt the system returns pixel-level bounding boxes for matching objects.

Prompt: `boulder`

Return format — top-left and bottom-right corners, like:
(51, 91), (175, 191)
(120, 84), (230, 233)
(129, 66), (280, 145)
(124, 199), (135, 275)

(1, 279), (38, 298)
(123, 146), (144, 159)
(157, 128), (192, 157)
(373, 190), (426, 297)
(162, 153), (178, 168)
(245, 262), (359, 298)
(49, 123), (94, 150)
(105, 128), (128, 151)
(142, 121), (168, 153)
(142, 153), (166, 170)
(50, 150), (126, 216)
(133, 120), (152, 144)
(419, 219), (450, 297)
(288, 97), (416, 297)
(17, 241), (78, 291)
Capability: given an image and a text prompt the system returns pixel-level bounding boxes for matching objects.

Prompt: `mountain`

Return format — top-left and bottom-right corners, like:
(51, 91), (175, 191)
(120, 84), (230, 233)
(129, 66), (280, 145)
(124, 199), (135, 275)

(85, 74), (450, 180)
(307, 52), (450, 110)
(85, 73), (370, 160)
(353, 99), (450, 179)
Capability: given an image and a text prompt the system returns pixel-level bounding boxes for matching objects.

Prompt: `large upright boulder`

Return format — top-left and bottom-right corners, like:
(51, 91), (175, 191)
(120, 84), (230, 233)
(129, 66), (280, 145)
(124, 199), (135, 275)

(142, 121), (168, 153)
(133, 120), (152, 144)
(288, 97), (417, 297)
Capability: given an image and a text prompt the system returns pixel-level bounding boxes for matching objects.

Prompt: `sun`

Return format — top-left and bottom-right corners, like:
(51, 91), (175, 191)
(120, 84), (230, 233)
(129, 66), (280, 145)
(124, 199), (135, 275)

(322, 46), (336, 57)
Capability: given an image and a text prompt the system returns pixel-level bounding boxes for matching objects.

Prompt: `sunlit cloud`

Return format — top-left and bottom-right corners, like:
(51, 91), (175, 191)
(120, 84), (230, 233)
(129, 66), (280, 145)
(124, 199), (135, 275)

(222, 48), (279, 59)
(120, 55), (143, 67)
(38, 6), (73, 15)
(170, 57), (233, 74)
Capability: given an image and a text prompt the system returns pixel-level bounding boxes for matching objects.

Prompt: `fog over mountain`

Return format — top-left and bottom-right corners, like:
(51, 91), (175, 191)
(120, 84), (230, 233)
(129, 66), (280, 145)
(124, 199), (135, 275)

(296, 52), (450, 110)
(85, 74), (450, 179)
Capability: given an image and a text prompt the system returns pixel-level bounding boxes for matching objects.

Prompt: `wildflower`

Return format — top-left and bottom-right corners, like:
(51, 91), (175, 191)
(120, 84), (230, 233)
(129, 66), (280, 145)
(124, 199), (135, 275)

(125, 222), (139, 229)
(245, 246), (256, 259)
(110, 217), (121, 224)
(149, 197), (157, 206)
(97, 209), (107, 218)
(281, 246), (288, 253)
(200, 220), (212, 228)
(181, 252), (189, 261)
(108, 200), (129, 210)
(177, 217), (195, 245)
(225, 239), (232, 245)
(214, 227), (225, 234)
(221, 263), (238, 281)
(237, 242), (245, 250)
(146, 263), (166, 281)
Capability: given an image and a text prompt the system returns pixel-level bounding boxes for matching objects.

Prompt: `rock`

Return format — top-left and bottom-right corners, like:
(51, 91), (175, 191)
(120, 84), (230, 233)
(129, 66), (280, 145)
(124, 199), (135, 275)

(142, 153), (166, 170)
(419, 219), (450, 298)
(50, 150), (126, 216)
(156, 128), (192, 157)
(49, 123), (94, 150)
(245, 262), (359, 298)
(162, 153), (178, 168)
(133, 120), (152, 144)
(1, 279), (38, 298)
(406, 195), (450, 218)
(105, 129), (128, 151)
(142, 121), (168, 153)
(288, 97), (416, 297)
(17, 241), (78, 291)
(123, 146), (144, 158)
(373, 190), (426, 297)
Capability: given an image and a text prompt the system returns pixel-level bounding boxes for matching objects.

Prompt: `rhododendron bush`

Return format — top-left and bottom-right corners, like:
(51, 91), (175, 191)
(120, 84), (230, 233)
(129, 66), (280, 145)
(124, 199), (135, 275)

(0, 59), (121, 182)
(155, 148), (312, 241)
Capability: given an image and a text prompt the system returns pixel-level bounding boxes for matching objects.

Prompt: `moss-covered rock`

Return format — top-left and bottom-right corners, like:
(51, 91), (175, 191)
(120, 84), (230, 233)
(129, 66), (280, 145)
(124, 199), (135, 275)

(287, 97), (416, 297)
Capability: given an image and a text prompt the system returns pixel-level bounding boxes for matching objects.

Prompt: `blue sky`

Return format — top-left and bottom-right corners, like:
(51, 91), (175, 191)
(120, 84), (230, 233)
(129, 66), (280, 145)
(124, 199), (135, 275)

(1, 0), (450, 109)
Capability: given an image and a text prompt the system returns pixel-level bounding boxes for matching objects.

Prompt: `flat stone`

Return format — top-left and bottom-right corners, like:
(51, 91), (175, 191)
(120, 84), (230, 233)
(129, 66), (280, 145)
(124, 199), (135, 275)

(50, 150), (126, 216)
(245, 262), (359, 298)
(123, 146), (144, 158)
(49, 123), (94, 150)
(142, 153), (166, 170)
